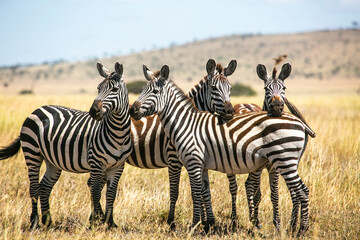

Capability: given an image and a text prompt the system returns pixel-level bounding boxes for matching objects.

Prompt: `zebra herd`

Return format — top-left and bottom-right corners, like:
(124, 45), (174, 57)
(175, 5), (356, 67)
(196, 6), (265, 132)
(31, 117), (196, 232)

(0, 59), (315, 236)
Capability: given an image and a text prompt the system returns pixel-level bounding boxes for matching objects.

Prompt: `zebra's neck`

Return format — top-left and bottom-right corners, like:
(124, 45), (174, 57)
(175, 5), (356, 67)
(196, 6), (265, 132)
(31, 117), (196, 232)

(188, 78), (212, 113)
(97, 98), (131, 149)
(158, 80), (198, 141)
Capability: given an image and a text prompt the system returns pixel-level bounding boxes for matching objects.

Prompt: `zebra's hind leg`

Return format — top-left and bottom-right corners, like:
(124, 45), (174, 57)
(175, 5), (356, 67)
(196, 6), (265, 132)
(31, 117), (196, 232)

(268, 165), (281, 231)
(39, 161), (62, 228)
(280, 171), (310, 237)
(226, 174), (238, 229)
(245, 170), (262, 230)
(103, 163), (125, 229)
(25, 153), (43, 230)
(167, 159), (182, 231)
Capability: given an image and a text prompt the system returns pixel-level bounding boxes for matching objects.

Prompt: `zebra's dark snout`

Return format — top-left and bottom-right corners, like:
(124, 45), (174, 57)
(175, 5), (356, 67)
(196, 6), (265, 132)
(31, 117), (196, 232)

(130, 101), (142, 120)
(221, 101), (235, 120)
(89, 100), (105, 121)
(269, 96), (284, 117)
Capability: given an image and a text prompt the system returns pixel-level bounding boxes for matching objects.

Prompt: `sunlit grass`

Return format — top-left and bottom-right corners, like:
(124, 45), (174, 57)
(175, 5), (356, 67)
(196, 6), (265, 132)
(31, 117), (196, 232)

(0, 93), (359, 239)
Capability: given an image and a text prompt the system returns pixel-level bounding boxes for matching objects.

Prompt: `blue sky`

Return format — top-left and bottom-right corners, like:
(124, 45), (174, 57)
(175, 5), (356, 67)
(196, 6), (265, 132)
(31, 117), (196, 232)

(0, 0), (359, 66)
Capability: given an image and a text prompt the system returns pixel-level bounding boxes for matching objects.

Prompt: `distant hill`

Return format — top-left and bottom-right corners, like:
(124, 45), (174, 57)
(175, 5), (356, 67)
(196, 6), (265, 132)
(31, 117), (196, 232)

(0, 29), (359, 95)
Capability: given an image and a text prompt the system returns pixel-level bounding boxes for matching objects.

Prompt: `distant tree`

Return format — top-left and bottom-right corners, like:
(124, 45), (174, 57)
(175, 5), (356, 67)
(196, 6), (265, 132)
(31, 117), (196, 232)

(127, 80), (147, 94)
(231, 83), (256, 96)
(352, 21), (359, 29)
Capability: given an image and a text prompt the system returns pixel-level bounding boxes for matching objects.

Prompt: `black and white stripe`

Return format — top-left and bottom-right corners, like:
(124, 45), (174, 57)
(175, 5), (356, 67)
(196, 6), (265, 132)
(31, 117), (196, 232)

(130, 64), (310, 236)
(0, 62), (132, 229)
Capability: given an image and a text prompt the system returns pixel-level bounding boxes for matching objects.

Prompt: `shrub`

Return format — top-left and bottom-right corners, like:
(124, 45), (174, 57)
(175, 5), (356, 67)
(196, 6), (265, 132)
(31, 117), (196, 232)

(127, 80), (147, 94)
(231, 83), (256, 96)
(19, 89), (33, 95)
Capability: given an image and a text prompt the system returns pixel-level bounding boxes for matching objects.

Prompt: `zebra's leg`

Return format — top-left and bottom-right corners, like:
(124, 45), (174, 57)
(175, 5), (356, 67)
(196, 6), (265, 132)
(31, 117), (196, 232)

(245, 170), (262, 229)
(87, 175), (106, 219)
(89, 162), (106, 227)
(39, 161), (62, 228)
(267, 164), (281, 231)
(227, 174), (238, 228)
(167, 159), (182, 231)
(201, 169), (215, 233)
(279, 171), (310, 237)
(103, 162), (125, 228)
(186, 165), (204, 232)
(25, 152), (43, 230)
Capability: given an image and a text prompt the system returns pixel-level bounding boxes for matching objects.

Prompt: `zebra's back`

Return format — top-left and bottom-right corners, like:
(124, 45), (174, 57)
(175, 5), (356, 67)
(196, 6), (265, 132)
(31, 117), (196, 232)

(20, 105), (99, 173)
(185, 112), (306, 174)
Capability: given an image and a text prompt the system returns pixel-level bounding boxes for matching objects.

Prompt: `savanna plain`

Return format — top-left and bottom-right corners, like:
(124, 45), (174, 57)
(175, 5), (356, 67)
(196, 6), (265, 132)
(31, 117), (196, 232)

(0, 89), (359, 239)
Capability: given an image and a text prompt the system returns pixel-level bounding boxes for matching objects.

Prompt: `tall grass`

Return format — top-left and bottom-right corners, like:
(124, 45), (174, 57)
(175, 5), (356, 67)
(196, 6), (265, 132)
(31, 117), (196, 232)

(0, 93), (359, 239)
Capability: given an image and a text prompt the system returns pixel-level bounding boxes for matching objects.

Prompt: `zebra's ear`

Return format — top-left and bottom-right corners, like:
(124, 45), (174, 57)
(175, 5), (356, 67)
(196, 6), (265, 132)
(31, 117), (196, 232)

(206, 59), (216, 75)
(278, 63), (292, 81)
(97, 61), (110, 78)
(114, 62), (123, 80)
(143, 64), (153, 81)
(160, 65), (170, 82)
(224, 60), (237, 77)
(256, 64), (268, 82)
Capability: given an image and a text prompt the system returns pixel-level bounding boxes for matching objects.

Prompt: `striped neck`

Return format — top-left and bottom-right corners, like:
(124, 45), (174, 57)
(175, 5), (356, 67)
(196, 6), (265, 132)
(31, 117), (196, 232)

(188, 78), (213, 113)
(158, 80), (198, 140)
(97, 97), (131, 149)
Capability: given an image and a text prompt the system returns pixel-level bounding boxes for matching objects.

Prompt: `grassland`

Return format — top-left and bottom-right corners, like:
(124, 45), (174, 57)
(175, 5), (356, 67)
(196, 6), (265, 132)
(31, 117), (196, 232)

(0, 90), (359, 239)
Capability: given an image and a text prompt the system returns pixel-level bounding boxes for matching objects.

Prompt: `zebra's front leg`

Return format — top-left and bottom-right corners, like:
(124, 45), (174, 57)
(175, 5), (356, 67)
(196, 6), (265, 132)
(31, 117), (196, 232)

(89, 165), (106, 227)
(186, 166), (204, 233)
(87, 175), (106, 221)
(167, 159), (182, 231)
(227, 174), (238, 228)
(39, 162), (62, 228)
(201, 169), (215, 233)
(103, 163), (125, 229)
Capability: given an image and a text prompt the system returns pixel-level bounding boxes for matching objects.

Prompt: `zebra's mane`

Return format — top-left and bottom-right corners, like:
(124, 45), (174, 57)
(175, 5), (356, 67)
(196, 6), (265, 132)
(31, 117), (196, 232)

(216, 63), (223, 74)
(168, 79), (199, 113)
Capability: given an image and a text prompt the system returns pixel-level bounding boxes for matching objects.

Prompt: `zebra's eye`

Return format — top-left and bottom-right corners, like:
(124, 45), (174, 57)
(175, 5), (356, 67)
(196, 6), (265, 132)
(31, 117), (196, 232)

(212, 85), (217, 90)
(112, 87), (119, 92)
(153, 89), (159, 94)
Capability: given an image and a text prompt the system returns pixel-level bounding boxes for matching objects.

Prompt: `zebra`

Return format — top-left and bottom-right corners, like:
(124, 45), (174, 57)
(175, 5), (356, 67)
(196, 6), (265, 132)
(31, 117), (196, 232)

(0, 62), (132, 229)
(130, 64), (311, 236)
(242, 63), (316, 231)
(91, 59), (238, 230)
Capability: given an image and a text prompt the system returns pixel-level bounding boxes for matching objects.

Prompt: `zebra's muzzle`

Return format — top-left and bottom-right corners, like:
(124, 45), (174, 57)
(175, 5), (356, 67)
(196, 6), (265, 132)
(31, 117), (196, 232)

(220, 101), (235, 120)
(130, 101), (142, 120)
(269, 96), (284, 117)
(89, 100), (106, 121)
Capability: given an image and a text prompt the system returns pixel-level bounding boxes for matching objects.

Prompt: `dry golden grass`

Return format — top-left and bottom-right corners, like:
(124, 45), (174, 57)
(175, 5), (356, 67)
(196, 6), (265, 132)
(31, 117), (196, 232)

(0, 89), (359, 239)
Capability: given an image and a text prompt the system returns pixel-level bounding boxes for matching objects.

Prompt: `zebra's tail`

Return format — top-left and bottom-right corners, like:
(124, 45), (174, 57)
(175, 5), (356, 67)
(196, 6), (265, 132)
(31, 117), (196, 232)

(0, 136), (21, 160)
(284, 98), (316, 138)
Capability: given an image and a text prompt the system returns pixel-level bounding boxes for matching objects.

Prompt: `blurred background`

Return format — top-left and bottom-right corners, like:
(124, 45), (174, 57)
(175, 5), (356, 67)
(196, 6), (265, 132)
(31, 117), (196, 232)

(0, 0), (359, 96)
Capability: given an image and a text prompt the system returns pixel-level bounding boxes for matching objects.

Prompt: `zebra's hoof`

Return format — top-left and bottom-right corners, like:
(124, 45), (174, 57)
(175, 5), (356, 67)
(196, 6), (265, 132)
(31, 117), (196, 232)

(42, 213), (52, 228)
(168, 221), (176, 231)
(297, 225), (309, 237)
(254, 220), (262, 230)
(30, 214), (39, 230)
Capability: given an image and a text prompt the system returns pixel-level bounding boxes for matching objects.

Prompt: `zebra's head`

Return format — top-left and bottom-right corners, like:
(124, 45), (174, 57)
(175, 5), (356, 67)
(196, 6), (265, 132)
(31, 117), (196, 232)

(130, 64), (170, 120)
(204, 59), (236, 120)
(89, 61), (128, 121)
(257, 63), (292, 117)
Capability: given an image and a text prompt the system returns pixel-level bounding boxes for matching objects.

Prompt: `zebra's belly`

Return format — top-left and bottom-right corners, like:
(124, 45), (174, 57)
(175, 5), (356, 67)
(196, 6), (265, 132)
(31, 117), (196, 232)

(41, 144), (91, 173)
(126, 148), (169, 169)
